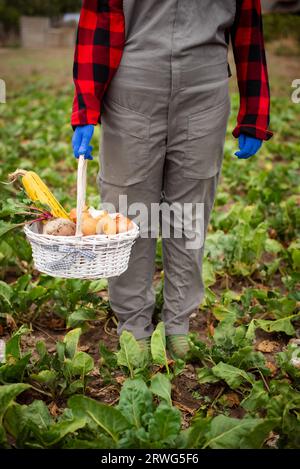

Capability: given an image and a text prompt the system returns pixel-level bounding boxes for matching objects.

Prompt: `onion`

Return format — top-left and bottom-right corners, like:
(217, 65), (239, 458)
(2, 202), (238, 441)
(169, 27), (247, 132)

(116, 214), (133, 233)
(96, 214), (117, 235)
(81, 217), (98, 236)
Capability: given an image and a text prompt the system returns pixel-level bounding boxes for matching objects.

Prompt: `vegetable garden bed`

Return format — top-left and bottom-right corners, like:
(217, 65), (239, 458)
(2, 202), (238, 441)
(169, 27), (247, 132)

(0, 46), (299, 449)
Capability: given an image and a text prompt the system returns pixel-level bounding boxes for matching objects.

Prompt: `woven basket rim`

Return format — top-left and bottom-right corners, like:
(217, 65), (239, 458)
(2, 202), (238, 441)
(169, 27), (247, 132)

(24, 215), (139, 245)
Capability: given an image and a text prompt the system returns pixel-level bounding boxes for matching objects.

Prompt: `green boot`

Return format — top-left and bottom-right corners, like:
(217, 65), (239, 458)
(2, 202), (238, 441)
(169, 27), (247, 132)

(166, 334), (190, 360)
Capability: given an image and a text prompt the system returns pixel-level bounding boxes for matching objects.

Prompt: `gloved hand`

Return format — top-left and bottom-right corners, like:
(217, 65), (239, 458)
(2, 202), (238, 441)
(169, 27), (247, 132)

(235, 134), (263, 159)
(72, 124), (94, 160)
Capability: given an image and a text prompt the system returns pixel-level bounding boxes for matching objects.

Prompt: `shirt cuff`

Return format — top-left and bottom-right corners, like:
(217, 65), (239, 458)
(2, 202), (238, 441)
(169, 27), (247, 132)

(71, 108), (100, 128)
(232, 124), (273, 141)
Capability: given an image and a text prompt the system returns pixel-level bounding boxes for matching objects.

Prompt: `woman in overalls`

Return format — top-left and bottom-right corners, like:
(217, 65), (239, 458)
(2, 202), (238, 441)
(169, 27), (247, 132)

(72, 0), (272, 359)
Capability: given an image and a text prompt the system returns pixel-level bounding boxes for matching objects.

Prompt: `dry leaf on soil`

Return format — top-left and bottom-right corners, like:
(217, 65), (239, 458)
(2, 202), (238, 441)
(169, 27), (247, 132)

(224, 392), (240, 408)
(266, 361), (278, 376)
(256, 340), (280, 353)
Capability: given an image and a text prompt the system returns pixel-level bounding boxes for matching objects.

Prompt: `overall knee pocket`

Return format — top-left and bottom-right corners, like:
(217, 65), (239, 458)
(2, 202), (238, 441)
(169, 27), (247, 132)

(184, 96), (231, 179)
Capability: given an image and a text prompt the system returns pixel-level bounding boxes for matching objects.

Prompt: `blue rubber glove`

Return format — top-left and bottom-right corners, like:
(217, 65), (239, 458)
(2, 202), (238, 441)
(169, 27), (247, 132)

(235, 134), (263, 159)
(72, 124), (94, 160)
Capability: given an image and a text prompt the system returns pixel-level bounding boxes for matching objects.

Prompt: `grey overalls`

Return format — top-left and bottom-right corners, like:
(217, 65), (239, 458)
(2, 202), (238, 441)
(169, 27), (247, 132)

(97, 0), (236, 339)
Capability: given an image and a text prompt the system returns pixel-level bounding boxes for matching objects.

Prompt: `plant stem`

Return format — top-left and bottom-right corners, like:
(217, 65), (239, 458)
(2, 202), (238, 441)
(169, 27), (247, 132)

(211, 386), (225, 409)
(28, 383), (53, 398)
(258, 369), (270, 393)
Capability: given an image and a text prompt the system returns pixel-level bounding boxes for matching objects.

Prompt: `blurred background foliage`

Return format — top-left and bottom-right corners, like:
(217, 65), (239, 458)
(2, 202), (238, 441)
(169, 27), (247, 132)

(0, 0), (300, 48)
(263, 13), (300, 45)
(0, 0), (82, 31)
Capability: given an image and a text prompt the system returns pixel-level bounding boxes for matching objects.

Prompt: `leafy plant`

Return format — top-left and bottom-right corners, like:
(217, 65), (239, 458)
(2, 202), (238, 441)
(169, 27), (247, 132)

(0, 326), (32, 384)
(116, 331), (148, 378)
(151, 322), (170, 375)
(0, 383), (30, 447)
(29, 328), (94, 398)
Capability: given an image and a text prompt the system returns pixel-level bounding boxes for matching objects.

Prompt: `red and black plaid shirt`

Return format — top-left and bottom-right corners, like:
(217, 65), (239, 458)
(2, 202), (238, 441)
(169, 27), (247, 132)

(72, 0), (273, 141)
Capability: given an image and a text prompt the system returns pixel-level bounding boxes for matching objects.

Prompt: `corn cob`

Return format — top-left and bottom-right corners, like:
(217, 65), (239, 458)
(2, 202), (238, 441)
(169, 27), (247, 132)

(9, 169), (70, 220)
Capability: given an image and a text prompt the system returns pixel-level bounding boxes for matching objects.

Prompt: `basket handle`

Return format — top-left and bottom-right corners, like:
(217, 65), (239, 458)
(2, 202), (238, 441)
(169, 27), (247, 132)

(75, 155), (88, 237)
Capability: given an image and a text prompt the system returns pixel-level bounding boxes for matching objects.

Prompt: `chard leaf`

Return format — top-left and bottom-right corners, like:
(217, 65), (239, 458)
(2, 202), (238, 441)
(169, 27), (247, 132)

(241, 381), (270, 412)
(151, 322), (169, 373)
(67, 309), (97, 328)
(63, 328), (81, 359)
(0, 383), (30, 424)
(118, 378), (153, 428)
(65, 351), (94, 377)
(0, 281), (13, 308)
(5, 325), (30, 360)
(116, 331), (147, 377)
(150, 372), (172, 406)
(197, 367), (220, 384)
(204, 415), (263, 449)
(148, 404), (181, 446)
(182, 417), (211, 449)
(68, 395), (129, 443)
(30, 370), (57, 384)
(0, 353), (31, 383)
(211, 362), (254, 389)
(246, 314), (300, 341)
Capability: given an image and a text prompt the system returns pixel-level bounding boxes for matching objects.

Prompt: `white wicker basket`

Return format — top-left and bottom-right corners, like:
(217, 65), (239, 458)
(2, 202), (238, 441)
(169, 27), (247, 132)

(23, 156), (139, 279)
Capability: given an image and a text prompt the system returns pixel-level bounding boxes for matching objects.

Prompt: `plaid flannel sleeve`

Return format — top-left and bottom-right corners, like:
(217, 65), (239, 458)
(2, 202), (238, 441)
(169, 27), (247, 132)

(230, 0), (273, 140)
(71, 0), (125, 127)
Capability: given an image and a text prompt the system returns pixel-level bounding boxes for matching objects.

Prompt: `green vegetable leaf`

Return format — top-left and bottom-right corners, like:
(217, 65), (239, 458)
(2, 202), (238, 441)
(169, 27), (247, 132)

(197, 367), (220, 384)
(118, 378), (153, 428)
(241, 381), (270, 412)
(229, 346), (268, 374)
(116, 331), (147, 377)
(0, 354), (31, 383)
(99, 342), (118, 369)
(204, 416), (264, 449)
(63, 328), (81, 359)
(89, 279), (108, 292)
(30, 370), (57, 384)
(211, 362), (254, 389)
(5, 325), (30, 360)
(65, 351), (94, 377)
(182, 417), (211, 449)
(0, 221), (23, 238)
(202, 257), (216, 287)
(148, 404), (181, 446)
(68, 395), (129, 443)
(39, 417), (87, 448)
(0, 383), (30, 424)
(67, 309), (97, 328)
(63, 436), (115, 449)
(240, 418), (280, 449)
(246, 315), (300, 340)
(151, 322), (169, 373)
(0, 281), (13, 308)
(150, 373), (172, 406)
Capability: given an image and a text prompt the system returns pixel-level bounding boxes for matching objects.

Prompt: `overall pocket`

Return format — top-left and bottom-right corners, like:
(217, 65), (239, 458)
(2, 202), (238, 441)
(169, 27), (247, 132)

(184, 96), (231, 179)
(99, 98), (150, 187)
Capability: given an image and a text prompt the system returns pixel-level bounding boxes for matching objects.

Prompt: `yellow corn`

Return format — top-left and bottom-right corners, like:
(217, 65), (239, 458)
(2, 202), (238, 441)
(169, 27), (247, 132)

(9, 169), (70, 220)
